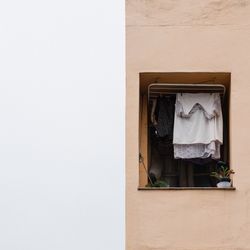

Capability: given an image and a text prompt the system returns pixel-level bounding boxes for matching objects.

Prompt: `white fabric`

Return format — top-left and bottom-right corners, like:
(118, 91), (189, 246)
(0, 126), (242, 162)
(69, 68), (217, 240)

(173, 93), (223, 145)
(175, 93), (221, 119)
(174, 141), (221, 159)
(173, 93), (223, 159)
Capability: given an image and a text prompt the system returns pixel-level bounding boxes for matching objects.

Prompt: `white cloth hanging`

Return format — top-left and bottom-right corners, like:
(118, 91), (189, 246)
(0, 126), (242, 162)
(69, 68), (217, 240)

(175, 93), (221, 119)
(173, 93), (223, 159)
(174, 141), (221, 159)
(173, 93), (223, 144)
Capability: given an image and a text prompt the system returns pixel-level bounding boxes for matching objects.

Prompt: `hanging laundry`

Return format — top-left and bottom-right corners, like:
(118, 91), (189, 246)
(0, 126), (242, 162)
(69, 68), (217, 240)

(175, 93), (221, 119)
(174, 141), (221, 159)
(173, 93), (223, 159)
(154, 96), (175, 138)
(149, 96), (177, 186)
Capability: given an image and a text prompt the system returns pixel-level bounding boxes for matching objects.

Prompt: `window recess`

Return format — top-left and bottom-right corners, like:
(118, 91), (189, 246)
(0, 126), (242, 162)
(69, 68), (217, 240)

(139, 72), (231, 189)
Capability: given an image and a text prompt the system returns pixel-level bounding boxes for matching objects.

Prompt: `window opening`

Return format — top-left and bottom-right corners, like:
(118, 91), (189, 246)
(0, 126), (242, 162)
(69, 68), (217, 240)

(139, 73), (231, 189)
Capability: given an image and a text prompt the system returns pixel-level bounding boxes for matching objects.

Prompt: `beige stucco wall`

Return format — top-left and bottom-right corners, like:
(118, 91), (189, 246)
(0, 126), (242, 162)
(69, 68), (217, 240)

(126, 1), (250, 250)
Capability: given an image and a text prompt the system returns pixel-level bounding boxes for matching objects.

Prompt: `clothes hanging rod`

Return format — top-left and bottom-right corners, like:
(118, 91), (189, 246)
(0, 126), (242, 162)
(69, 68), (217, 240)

(149, 83), (226, 92)
(150, 89), (224, 93)
(148, 83), (226, 100)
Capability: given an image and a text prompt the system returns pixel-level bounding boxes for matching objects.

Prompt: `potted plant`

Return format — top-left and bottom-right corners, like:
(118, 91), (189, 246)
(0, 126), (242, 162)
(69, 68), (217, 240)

(210, 161), (235, 188)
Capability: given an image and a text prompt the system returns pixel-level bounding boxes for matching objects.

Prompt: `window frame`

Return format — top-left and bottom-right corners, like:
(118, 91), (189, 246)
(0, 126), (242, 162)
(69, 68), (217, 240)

(138, 72), (233, 190)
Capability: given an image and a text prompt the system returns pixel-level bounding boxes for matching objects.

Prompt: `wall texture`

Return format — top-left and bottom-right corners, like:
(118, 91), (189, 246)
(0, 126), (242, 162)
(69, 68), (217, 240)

(126, 1), (250, 249)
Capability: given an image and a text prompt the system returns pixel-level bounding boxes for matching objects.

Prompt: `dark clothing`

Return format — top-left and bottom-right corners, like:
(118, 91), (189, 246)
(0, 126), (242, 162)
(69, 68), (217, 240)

(154, 96), (175, 137)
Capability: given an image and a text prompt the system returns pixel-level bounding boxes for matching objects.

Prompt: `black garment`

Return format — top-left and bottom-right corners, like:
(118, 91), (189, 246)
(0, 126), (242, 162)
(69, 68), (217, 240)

(150, 126), (173, 158)
(149, 96), (177, 186)
(154, 96), (175, 137)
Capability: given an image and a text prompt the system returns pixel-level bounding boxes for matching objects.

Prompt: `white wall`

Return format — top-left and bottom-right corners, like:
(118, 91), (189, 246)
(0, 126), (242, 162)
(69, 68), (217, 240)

(0, 1), (125, 250)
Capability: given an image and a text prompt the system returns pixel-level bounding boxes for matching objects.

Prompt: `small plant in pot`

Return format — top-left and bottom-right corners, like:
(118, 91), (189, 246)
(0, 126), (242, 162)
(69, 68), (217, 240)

(210, 161), (235, 188)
